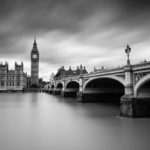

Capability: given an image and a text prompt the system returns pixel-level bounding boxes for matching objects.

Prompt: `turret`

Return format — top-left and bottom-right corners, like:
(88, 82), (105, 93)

(33, 36), (37, 49)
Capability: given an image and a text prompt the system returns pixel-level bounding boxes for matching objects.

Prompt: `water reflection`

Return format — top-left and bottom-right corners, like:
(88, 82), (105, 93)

(0, 93), (150, 150)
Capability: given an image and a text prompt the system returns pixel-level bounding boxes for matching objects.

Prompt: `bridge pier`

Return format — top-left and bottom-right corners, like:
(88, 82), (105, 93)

(120, 95), (150, 117)
(120, 65), (150, 117)
(76, 92), (83, 102)
(49, 89), (54, 94)
(76, 76), (83, 102)
(120, 65), (135, 117)
(53, 88), (62, 95)
(61, 88), (78, 98)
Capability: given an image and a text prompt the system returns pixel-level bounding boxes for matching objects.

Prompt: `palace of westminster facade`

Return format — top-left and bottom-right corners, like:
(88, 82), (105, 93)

(0, 39), (40, 91)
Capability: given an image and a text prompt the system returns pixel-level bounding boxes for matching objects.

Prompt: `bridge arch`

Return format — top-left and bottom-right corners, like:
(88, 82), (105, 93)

(135, 74), (150, 98)
(56, 82), (63, 89)
(66, 81), (80, 89)
(51, 84), (55, 89)
(83, 75), (125, 92)
(64, 81), (80, 97)
(53, 82), (63, 95)
(83, 76), (125, 103)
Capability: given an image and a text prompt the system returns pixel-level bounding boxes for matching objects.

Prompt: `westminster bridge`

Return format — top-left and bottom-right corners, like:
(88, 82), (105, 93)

(44, 46), (150, 117)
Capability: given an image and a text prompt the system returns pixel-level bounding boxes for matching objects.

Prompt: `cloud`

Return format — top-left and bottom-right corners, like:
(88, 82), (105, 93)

(0, 0), (150, 80)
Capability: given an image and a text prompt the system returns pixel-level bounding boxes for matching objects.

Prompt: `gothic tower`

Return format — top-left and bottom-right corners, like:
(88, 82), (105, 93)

(31, 37), (39, 87)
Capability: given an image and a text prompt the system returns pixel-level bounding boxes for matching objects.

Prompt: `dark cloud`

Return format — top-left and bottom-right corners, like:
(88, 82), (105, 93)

(0, 0), (150, 80)
(120, 0), (150, 11)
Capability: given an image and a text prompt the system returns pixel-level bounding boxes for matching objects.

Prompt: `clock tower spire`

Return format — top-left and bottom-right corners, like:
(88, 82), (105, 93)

(31, 37), (39, 87)
(33, 36), (37, 48)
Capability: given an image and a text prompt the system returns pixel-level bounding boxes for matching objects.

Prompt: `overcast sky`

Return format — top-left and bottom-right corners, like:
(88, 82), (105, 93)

(0, 0), (150, 81)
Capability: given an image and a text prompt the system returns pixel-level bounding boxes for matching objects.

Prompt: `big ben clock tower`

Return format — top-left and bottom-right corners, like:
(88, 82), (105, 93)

(31, 37), (39, 87)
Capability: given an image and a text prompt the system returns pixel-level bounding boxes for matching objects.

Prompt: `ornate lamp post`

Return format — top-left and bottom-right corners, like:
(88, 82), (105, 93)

(125, 45), (131, 65)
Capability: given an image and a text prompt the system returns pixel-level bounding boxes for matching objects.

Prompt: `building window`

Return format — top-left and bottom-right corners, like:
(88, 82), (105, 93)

(1, 82), (4, 86)
(17, 82), (20, 86)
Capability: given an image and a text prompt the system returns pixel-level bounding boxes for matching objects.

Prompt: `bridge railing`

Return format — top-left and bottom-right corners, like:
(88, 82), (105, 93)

(89, 66), (124, 74)
(132, 61), (150, 68)
(53, 67), (125, 81)
(54, 75), (81, 81)
(53, 61), (150, 81)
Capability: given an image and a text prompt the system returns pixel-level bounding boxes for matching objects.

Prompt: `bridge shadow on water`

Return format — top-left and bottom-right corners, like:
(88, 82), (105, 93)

(51, 93), (121, 119)
(82, 93), (123, 104)
(53, 93), (121, 104)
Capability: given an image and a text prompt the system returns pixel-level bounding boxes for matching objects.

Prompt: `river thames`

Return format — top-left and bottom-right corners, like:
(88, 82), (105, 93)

(0, 93), (150, 150)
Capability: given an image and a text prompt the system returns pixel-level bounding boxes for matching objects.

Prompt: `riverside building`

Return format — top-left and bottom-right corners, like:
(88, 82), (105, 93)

(0, 62), (27, 91)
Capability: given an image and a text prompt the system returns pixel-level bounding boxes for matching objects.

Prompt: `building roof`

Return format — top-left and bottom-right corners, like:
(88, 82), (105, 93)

(54, 65), (88, 79)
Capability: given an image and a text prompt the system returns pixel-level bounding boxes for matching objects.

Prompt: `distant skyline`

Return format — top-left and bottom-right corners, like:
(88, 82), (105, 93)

(0, 0), (150, 81)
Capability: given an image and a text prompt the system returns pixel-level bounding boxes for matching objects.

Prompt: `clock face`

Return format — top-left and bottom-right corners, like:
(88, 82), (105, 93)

(32, 54), (37, 59)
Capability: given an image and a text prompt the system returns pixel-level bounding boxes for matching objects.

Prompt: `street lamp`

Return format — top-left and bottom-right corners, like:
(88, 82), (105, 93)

(125, 45), (131, 65)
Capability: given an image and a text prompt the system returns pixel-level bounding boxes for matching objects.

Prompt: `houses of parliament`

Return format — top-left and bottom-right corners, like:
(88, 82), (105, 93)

(0, 38), (40, 91)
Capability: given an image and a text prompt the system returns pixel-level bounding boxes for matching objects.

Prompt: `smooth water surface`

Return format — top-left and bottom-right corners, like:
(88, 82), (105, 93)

(0, 93), (150, 150)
